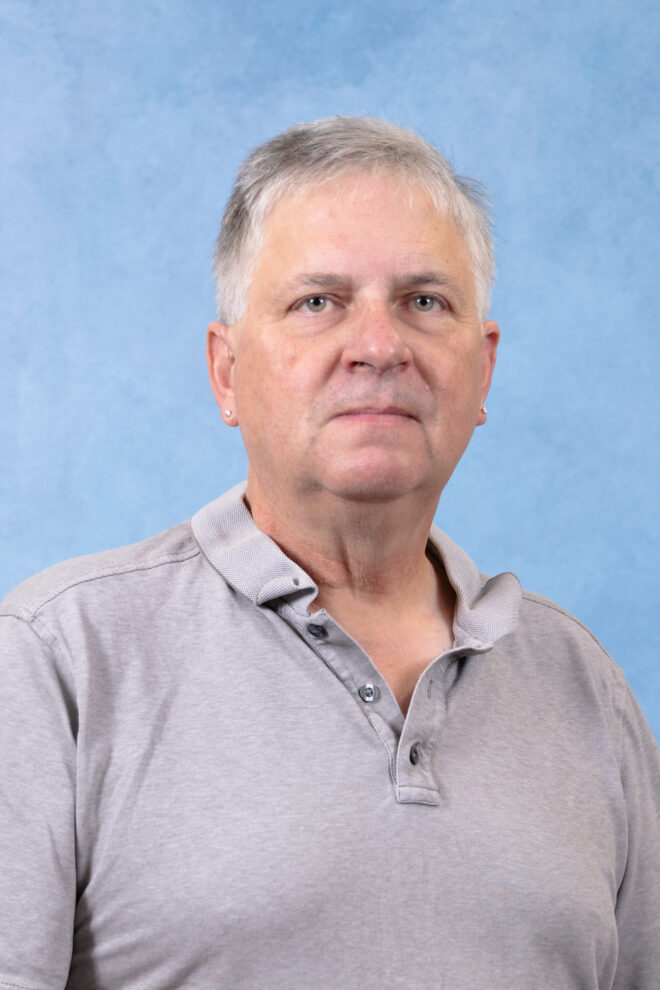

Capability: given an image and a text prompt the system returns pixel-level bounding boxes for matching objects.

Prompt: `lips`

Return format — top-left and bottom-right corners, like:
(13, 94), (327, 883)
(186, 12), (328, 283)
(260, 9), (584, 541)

(335, 406), (416, 419)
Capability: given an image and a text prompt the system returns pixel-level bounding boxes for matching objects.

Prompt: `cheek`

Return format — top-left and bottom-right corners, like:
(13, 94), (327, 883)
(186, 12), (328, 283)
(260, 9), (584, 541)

(242, 336), (310, 387)
(432, 345), (482, 395)
(234, 346), (313, 432)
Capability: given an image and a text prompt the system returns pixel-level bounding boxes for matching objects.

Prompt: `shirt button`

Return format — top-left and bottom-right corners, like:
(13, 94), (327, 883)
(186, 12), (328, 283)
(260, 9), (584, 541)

(307, 623), (328, 639)
(409, 744), (421, 765)
(358, 683), (381, 703)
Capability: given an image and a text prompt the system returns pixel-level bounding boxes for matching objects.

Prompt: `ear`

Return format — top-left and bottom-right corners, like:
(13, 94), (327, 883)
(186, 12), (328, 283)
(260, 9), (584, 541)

(477, 319), (499, 426)
(206, 321), (238, 426)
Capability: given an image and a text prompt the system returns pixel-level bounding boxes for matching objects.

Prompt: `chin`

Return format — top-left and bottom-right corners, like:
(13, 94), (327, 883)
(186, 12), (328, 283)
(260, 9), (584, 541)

(321, 467), (425, 504)
(308, 446), (444, 504)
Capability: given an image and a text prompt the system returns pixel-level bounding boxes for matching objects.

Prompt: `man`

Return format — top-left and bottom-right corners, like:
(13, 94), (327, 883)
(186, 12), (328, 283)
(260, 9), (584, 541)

(1, 117), (658, 989)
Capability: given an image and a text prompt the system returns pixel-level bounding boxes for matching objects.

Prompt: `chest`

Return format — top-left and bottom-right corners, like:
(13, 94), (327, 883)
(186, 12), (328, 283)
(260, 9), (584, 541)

(69, 648), (622, 990)
(66, 607), (624, 989)
(341, 612), (455, 713)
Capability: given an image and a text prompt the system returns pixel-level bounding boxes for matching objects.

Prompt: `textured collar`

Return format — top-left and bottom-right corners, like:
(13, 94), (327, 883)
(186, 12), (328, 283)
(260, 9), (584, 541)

(191, 481), (521, 650)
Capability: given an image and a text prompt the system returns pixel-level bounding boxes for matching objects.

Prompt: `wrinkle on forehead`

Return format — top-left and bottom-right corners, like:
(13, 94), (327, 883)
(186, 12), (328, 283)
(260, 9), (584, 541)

(269, 177), (471, 288)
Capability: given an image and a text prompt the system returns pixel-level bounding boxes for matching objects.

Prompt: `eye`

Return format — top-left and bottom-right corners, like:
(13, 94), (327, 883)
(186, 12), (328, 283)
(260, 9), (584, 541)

(410, 294), (446, 312)
(299, 295), (329, 313)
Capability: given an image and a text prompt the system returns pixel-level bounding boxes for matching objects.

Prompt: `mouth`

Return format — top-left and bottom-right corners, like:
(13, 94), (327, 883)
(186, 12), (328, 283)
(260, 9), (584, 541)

(332, 407), (417, 426)
(335, 406), (416, 420)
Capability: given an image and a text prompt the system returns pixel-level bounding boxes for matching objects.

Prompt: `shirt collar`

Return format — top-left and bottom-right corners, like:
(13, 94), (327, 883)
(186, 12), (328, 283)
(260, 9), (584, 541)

(191, 481), (521, 650)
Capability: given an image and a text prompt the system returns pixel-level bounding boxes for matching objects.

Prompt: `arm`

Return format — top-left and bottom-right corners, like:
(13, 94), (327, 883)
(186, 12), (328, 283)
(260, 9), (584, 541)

(0, 614), (77, 990)
(614, 684), (660, 988)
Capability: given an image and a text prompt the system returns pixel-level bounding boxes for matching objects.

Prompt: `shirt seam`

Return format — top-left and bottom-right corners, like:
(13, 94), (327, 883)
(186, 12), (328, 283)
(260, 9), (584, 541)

(365, 714), (397, 775)
(0, 979), (50, 990)
(520, 591), (624, 671)
(522, 592), (628, 762)
(616, 673), (626, 771)
(1, 547), (201, 621)
(0, 611), (77, 683)
(398, 782), (441, 793)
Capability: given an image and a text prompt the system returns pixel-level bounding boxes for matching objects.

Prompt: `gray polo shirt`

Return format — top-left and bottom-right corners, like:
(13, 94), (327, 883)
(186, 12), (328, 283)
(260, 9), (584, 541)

(1, 482), (659, 989)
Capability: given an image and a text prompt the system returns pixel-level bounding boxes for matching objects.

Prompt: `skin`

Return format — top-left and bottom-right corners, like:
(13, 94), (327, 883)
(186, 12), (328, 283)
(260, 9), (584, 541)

(207, 172), (499, 713)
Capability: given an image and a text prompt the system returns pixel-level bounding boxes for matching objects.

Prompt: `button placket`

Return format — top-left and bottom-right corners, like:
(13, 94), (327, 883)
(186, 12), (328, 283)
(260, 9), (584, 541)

(303, 612), (402, 727)
(279, 603), (406, 762)
(394, 656), (458, 801)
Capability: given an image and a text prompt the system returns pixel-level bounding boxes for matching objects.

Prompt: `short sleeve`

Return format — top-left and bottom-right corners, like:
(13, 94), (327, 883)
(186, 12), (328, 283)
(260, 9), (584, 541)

(0, 614), (77, 990)
(614, 682), (660, 988)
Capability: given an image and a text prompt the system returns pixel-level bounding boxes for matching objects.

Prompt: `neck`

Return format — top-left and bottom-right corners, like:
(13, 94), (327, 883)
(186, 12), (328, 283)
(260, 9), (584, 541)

(244, 469), (445, 612)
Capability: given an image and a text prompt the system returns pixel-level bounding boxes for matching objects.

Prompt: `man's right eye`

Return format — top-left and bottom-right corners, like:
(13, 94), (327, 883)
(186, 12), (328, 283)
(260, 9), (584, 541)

(300, 295), (328, 313)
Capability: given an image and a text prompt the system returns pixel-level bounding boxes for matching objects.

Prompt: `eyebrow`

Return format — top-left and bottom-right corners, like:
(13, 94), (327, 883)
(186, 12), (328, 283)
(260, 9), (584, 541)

(280, 274), (349, 295)
(280, 270), (467, 306)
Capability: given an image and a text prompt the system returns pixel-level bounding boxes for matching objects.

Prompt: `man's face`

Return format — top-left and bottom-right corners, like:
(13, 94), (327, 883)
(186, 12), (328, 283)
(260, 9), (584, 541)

(208, 172), (499, 507)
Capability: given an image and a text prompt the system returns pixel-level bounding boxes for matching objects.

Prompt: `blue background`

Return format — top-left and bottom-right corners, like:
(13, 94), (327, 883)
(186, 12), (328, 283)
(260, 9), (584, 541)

(1, 0), (658, 738)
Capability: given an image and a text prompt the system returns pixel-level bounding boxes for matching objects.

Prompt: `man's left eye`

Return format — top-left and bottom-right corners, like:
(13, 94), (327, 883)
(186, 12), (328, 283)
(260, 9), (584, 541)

(411, 294), (443, 312)
(302, 296), (329, 313)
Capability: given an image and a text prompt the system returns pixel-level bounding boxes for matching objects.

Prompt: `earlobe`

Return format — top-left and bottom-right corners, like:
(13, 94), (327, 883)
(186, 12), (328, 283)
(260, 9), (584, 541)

(477, 320), (499, 426)
(206, 321), (238, 426)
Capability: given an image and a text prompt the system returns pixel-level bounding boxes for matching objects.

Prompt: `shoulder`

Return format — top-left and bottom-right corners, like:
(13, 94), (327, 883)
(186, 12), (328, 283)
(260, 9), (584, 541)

(517, 587), (615, 657)
(0, 520), (200, 622)
(506, 584), (627, 710)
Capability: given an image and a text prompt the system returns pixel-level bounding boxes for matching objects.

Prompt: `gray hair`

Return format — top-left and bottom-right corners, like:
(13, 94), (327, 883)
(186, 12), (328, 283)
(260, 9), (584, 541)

(213, 116), (495, 323)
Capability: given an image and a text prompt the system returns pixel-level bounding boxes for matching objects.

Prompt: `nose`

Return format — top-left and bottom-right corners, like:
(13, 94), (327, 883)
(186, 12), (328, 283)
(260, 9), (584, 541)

(341, 302), (411, 374)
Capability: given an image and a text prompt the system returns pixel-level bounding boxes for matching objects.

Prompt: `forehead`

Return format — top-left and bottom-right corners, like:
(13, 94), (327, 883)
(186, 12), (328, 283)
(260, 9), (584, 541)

(252, 172), (472, 283)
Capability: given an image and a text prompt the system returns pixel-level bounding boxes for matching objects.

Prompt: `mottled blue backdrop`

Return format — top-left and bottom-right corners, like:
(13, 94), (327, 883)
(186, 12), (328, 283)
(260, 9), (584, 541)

(1, 0), (658, 737)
